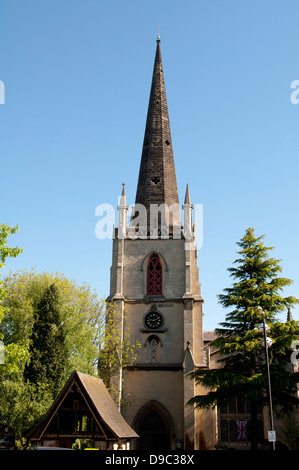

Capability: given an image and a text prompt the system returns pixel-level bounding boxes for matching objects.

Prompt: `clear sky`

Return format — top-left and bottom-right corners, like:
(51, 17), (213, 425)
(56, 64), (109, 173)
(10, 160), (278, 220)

(1, 0), (299, 331)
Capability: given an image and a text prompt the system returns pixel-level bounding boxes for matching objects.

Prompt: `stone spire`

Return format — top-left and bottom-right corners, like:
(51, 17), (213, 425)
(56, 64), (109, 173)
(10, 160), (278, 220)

(287, 308), (293, 322)
(184, 183), (192, 205)
(134, 38), (181, 228)
(183, 184), (194, 240)
(117, 183), (128, 239)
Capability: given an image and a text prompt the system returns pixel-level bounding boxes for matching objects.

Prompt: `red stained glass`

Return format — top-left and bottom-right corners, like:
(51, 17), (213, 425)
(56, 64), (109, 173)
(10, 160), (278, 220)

(147, 255), (162, 296)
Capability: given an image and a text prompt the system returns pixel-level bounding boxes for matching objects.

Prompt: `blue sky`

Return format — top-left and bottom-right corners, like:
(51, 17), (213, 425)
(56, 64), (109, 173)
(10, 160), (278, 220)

(1, 0), (299, 330)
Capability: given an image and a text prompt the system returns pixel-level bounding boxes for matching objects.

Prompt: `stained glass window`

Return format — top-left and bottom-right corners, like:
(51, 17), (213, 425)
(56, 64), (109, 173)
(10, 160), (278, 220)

(147, 255), (162, 296)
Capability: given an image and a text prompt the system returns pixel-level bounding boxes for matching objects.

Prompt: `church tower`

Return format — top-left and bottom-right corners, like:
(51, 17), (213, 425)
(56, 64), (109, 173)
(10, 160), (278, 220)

(108, 37), (209, 450)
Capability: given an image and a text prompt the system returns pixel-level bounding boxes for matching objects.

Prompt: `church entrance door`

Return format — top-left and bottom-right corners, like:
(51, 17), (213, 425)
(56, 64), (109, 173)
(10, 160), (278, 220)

(134, 402), (173, 450)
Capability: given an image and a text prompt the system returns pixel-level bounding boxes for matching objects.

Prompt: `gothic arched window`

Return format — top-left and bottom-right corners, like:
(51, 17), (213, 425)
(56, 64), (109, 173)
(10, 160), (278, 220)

(147, 255), (162, 296)
(150, 338), (158, 362)
(147, 336), (160, 363)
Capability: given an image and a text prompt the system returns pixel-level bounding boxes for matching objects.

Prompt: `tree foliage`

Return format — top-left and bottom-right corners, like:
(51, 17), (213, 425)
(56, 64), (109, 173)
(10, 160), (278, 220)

(2, 269), (99, 376)
(0, 225), (26, 379)
(0, 224), (23, 329)
(0, 267), (140, 446)
(189, 227), (299, 448)
(97, 301), (141, 404)
(24, 284), (68, 396)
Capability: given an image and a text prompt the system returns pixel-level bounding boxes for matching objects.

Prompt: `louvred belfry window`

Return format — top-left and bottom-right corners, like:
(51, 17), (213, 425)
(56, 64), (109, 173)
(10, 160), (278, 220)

(147, 255), (162, 296)
(150, 338), (158, 362)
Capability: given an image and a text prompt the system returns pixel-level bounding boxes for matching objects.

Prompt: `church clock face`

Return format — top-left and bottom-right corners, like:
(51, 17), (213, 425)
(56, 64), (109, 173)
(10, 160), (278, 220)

(145, 312), (163, 330)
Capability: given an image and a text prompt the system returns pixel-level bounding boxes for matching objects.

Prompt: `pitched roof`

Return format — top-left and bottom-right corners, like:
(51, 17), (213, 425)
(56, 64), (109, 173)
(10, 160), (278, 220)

(203, 330), (218, 343)
(27, 371), (138, 441)
(76, 372), (137, 439)
(134, 39), (181, 227)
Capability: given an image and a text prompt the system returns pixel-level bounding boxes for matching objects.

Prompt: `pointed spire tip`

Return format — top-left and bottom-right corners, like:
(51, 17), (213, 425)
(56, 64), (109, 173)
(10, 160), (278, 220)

(287, 307), (293, 322)
(184, 183), (192, 205)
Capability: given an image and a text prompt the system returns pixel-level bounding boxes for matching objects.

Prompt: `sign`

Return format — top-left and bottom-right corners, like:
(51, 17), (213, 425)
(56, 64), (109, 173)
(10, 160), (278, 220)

(268, 430), (276, 442)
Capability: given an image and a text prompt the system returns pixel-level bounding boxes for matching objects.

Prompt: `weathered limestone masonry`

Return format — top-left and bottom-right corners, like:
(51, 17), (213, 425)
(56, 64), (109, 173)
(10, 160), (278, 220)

(134, 39), (179, 218)
(107, 38), (217, 450)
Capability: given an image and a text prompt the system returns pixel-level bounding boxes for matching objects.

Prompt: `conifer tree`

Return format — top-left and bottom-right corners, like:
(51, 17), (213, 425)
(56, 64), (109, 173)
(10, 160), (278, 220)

(189, 227), (299, 450)
(25, 283), (67, 396)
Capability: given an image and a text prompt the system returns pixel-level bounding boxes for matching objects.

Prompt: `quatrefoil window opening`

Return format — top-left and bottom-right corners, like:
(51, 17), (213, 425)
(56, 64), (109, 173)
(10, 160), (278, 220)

(151, 177), (160, 185)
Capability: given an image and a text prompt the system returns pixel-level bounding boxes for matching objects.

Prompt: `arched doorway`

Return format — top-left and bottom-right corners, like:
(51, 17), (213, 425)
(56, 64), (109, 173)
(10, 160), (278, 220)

(134, 401), (173, 450)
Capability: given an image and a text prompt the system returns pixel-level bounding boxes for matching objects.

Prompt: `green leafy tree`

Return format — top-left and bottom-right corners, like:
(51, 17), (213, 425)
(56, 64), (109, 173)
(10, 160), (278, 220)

(1, 269), (140, 443)
(2, 269), (141, 385)
(0, 380), (52, 449)
(0, 224), (23, 329)
(24, 284), (67, 396)
(96, 301), (141, 406)
(0, 224), (34, 448)
(189, 227), (299, 450)
(1, 270), (100, 446)
(2, 269), (99, 376)
(0, 225), (26, 383)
